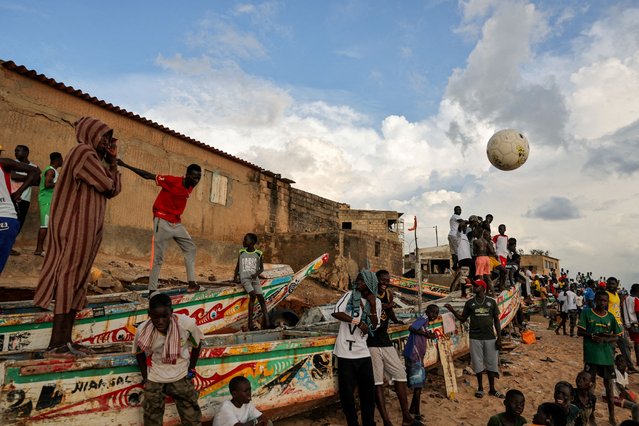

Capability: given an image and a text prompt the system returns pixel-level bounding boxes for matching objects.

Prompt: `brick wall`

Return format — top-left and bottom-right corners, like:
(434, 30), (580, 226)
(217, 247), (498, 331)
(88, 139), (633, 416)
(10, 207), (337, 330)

(288, 188), (342, 233)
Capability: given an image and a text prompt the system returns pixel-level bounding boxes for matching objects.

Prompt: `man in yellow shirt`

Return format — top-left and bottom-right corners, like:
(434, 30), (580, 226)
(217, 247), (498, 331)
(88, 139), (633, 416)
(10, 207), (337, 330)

(607, 277), (638, 373)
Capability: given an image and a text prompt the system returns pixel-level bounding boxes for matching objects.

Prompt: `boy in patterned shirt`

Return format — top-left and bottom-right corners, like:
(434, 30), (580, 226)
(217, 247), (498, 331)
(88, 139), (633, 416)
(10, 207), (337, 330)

(234, 233), (270, 331)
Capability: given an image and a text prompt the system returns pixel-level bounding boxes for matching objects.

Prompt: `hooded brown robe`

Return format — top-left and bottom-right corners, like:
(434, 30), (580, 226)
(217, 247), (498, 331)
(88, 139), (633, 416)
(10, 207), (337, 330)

(34, 117), (121, 314)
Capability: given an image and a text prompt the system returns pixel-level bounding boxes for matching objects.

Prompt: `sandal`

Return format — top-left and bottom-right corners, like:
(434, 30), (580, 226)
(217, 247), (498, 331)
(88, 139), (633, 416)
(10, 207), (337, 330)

(489, 390), (505, 399)
(34, 251), (45, 257)
(475, 390), (484, 398)
(70, 342), (95, 355)
(186, 284), (203, 293)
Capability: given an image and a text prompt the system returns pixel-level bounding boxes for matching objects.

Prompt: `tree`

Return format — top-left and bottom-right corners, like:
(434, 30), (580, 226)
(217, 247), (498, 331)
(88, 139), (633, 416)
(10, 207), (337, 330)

(529, 249), (550, 256)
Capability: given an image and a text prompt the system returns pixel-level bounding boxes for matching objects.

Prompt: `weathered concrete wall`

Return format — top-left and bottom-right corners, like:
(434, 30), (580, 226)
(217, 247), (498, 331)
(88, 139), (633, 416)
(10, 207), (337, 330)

(288, 188), (342, 233)
(0, 66), (289, 270)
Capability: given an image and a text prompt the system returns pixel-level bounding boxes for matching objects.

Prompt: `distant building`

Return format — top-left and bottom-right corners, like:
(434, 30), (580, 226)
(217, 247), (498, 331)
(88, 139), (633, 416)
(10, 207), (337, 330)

(520, 254), (560, 276)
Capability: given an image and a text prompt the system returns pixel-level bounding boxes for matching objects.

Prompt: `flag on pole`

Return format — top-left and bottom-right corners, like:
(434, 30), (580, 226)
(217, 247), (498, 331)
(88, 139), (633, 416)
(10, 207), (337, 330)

(407, 216), (417, 231)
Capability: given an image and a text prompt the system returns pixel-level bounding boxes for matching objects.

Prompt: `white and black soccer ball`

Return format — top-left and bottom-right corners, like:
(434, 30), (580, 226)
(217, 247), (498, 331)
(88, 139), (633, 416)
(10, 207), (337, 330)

(486, 129), (530, 171)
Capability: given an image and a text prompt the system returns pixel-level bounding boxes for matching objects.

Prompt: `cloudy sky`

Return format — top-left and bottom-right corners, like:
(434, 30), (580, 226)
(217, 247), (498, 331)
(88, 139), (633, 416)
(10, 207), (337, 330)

(2, 1), (639, 284)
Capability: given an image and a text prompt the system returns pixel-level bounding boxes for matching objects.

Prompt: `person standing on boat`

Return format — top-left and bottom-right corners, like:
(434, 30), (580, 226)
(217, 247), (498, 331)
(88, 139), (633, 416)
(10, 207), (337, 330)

(447, 205), (463, 270)
(117, 159), (201, 293)
(234, 233), (270, 331)
(134, 293), (203, 426)
(33, 117), (120, 356)
(445, 279), (504, 400)
(0, 157), (40, 272)
(332, 270), (381, 426)
(368, 270), (421, 426)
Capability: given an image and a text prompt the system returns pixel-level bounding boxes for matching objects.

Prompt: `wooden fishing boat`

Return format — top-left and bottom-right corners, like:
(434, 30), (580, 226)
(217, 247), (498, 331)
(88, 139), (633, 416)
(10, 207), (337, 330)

(389, 275), (450, 300)
(0, 283), (520, 425)
(0, 254), (329, 354)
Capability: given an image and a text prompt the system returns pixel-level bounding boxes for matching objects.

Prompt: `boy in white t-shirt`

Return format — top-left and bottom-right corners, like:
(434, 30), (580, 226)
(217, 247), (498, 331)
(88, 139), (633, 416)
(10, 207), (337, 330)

(213, 376), (272, 426)
(134, 293), (204, 426)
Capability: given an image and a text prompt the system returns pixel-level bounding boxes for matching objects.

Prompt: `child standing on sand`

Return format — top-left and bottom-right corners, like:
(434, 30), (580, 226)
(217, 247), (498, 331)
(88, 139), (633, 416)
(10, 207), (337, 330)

(487, 389), (527, 426)
(578, 290), (623, 425)
(403, 304), (439, 422)
(234, 233), (270, 331)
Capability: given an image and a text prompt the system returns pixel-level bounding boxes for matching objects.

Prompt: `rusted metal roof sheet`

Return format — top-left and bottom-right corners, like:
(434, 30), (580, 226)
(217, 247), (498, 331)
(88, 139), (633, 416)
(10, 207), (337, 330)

(0, 59), (273, 174)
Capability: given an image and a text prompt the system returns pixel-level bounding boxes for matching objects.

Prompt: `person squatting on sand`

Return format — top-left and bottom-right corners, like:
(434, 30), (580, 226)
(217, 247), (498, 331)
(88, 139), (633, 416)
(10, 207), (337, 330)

(213, 376), (273, 426)
(135, 293), (204, 426)
(33, 117), (120, 356)
(117, 158), (201, 293)
(332, 270), (381, 426)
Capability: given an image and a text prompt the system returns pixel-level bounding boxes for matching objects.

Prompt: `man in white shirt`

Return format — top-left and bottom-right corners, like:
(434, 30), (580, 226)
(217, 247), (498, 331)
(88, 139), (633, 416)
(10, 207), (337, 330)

(332, 270), (381, 426)
(448, 206), (463, 269)
(455, 221), (473, 298)
(213, 376), (272, 426)
(555, 286), (578, 336)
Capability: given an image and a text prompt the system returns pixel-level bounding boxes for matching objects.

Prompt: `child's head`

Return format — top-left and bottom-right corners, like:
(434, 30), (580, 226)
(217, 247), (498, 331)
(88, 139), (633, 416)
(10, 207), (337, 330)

(376, 270), (390, 292)
(425, 304), (440, 321)
(243, 233), (258, 248)
(594, 291), (609, 311)
(532, 402), (568, 426)
(575, 370), (594, 392)
(553, 381), (573, 409)
(229, 376), (252, 405)
(148, 293), (173, 333)
(616, 354), (628, 373)
(504, 389), (525, 417)
(498, 224), (506, 235)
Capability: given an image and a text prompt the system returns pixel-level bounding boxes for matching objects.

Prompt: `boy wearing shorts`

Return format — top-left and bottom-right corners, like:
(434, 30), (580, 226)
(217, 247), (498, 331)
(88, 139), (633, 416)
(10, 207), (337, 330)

(403, 304), (439, 422)
(234, 233), (270, 331)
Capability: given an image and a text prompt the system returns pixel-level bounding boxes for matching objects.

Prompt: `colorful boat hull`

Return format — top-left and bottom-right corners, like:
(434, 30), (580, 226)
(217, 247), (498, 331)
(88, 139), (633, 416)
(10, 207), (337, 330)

(389, 275), (449, 300)
(0, 254), (329, 354)
(0, 284), (520, 425)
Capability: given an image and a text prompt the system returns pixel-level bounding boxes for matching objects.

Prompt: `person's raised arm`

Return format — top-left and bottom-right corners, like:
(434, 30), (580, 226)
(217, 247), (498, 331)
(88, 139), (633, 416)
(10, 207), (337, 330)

(444, 303), (468, 323)
(1, 159), (40, 202)
(117, 159), (156, 181)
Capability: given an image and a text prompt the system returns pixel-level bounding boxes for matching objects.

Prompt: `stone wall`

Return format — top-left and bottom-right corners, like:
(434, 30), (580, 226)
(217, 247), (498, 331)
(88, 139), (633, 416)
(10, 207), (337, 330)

(288, 188), (342, 233)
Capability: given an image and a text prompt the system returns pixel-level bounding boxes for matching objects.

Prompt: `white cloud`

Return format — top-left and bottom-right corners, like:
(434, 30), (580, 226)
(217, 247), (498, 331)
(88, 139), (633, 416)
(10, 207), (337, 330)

(96, 1), (639, 284)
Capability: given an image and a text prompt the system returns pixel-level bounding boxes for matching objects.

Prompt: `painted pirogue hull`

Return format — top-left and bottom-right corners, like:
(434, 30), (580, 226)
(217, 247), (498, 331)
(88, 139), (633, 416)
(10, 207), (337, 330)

(0, 254), (329, 354)
(389, 275), (449, 300)
(0, 284), (520, 425)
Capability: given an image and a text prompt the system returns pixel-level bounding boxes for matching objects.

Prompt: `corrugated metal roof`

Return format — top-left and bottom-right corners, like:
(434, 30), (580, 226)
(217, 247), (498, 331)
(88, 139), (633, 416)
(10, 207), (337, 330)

(0, 59), (279, 175)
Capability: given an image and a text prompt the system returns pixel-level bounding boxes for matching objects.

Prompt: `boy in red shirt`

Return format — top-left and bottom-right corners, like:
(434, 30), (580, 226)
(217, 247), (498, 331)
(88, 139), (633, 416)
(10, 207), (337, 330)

(118, 160), (201, 293)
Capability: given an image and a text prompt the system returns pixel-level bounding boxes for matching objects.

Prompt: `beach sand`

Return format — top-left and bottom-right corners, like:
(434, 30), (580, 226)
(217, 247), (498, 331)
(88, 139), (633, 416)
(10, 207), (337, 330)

(278, 314), (638, 425)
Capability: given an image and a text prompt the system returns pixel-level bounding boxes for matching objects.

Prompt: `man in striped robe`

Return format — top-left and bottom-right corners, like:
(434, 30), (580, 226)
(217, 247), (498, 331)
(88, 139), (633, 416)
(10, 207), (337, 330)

(33, 117), (121, 356)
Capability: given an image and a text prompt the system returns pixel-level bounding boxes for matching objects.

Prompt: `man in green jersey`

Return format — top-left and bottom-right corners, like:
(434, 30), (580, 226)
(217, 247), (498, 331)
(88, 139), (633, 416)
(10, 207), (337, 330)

(578, 290), (622, 426)
(34, 152), (62, 256)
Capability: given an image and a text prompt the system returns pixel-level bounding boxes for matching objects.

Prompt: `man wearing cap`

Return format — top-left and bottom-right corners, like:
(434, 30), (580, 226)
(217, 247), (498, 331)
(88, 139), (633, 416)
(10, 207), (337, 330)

(332, 270), (381, 426)
(445, 279), (503, 399)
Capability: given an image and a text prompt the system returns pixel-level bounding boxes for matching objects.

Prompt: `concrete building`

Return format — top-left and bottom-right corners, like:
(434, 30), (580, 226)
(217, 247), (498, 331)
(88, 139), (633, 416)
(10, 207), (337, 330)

(0, 60), (403, 288)
(520, 254), (560, 276)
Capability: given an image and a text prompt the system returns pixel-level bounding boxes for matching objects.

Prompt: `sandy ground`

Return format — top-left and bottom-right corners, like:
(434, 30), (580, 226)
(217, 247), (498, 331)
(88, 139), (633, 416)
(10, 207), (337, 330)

(278, 315), (639, 426)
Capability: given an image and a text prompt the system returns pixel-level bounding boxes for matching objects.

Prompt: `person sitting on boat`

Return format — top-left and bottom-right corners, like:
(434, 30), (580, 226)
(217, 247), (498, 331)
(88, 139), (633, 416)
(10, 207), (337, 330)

(117, 158), (202, 293)
(368, 269), (422, 426)
(332, 270), (381, 426)
(444, 279), (504, 400)
(234, 233), (270, 331)
(404, 304), (440, 423)
(213, 376), (272, 426)
(134, 293), (204, 426)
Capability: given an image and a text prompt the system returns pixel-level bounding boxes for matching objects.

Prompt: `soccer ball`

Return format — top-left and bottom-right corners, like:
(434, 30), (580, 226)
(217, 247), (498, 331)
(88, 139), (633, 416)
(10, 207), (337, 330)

(486, 129), (529, 171)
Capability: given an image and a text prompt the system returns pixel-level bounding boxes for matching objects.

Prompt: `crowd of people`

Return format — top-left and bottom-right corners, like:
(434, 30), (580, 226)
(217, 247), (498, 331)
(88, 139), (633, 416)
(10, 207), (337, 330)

(3, 121), (639, 426)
